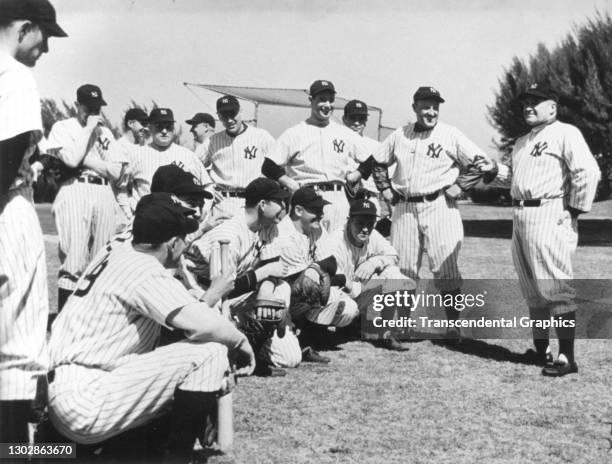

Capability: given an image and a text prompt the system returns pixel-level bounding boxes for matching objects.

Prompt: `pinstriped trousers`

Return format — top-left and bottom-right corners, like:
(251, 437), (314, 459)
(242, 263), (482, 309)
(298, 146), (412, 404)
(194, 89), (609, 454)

(48, 341), (228, 444)
(390, 194), (463, 292)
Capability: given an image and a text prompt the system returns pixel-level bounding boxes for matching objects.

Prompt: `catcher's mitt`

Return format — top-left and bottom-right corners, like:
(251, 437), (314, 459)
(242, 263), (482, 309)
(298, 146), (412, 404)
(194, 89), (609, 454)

(237, 298), (288, 352)
(289, 264), (331, 319)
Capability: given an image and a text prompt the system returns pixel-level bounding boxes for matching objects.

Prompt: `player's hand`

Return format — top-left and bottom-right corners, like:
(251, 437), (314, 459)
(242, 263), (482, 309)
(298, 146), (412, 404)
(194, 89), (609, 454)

(257, 260), (288, 280)
(354, 260), (377, 282)
(304, 267), (321, 284)
(381, 188), (399, 205)
(230, 337), (256, 376)
(285, 178), (301, 193)
(474, 157), (496, 172)
(444, 184), (463, 200)
(211, 189), (225, 205)
(202, 273), (234, 307)
(346, 170), (362, 185)
(30, 161), (44, 182)
(201, 213), (232, 233)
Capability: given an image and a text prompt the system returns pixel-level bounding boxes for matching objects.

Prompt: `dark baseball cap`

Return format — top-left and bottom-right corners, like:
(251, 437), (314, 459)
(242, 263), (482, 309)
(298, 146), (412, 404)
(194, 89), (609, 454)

(124, 108), (148, 125)
(0, 0), (67, 38)
(413, 86), (445, 103)
(151, 164), (213, 199)
(291, 186), (331, 212)
(309, 80), (336, 97)
(77, 84), (106, 107)
(185, 113), (216, 128)
(133, 193), (200, 244)
(350, 199), (378, 217)
(344, 99), (368, 117)
(245, 178), (291, 206)
(518, 83), (559, 102)
(216, 96), (240, 117)
(148, 108), (175, 124)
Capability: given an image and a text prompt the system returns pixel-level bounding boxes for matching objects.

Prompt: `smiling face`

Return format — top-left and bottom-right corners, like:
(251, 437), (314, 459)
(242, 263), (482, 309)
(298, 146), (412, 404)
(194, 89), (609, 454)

(257, 199), (285, 227)
(522, 97), (557, 127)
(218, 109), (243, 135)
(412, 98), (440, 130)
(343, 114), (367, 136)
(309, 91), (335, 123)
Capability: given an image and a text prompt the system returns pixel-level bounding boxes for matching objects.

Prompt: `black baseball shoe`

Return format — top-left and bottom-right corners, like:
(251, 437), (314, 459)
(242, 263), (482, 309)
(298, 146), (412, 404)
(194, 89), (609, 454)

(523, 349), (554, 367)
(373, 336), (410, 351)
(302, 347), (331, 363)
(254, 364), (287, 377)
(542, 359), (579, 377)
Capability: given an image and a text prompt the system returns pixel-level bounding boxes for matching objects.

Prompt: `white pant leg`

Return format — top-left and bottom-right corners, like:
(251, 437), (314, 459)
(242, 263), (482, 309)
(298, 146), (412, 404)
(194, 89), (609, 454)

(321, 190), (349, 233)
(390, 201), (423, 282)
(48, 341), (228, 444)
(306, 287), (359, 327)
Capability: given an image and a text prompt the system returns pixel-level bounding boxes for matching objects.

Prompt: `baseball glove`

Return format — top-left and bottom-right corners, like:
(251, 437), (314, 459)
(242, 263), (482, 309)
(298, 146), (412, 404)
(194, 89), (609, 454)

(236, 298), (287, 353)
(289, 264), (332, 319)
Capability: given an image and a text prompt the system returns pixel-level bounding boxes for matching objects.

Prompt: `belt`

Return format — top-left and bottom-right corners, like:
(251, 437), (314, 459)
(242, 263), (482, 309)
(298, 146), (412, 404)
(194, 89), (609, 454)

(77, 174), (109, 186)
(403, 188), (445, 203)
(218, 188), (246, 198)
(512, 199), (542, 207)
(310, 181), (344, 192)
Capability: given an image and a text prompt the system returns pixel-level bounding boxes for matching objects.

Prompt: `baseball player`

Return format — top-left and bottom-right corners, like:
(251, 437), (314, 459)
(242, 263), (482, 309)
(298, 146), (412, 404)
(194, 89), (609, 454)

(476, 83), (600, 376)
(274, 186), (359, 359)
(128, 107), (215, 206)
(185, 112), (215, 164)
(203, 96), (276, 217)
(182, 178), (302, 376)
(262, 80), (367, 232)
(372, 86), (495, 332)
(46, 84), (127, 311)
(47, 193), (255, 461)
(0, 0), (66, 443)
(116, 107), (149, 151)
(326, 199), (416, 350)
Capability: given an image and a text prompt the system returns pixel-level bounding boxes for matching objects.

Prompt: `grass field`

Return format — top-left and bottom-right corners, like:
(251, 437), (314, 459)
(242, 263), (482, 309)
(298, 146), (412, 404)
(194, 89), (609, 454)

(37, 203), (612, 464)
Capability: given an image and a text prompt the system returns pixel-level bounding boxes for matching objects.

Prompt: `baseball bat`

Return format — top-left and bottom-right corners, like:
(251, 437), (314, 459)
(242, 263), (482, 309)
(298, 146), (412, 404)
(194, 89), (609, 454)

(216, 239), (234, 453)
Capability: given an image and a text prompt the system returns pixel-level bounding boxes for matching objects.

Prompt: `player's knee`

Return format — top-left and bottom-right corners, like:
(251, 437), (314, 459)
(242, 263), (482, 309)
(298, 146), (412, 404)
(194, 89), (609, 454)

(335, 298), (359, 327)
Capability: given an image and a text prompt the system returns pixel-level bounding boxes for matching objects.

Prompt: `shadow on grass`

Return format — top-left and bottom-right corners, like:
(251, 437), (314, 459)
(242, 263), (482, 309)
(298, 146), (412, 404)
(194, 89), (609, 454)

(430, 337), (539, 365)
(463, 219), (612, 246)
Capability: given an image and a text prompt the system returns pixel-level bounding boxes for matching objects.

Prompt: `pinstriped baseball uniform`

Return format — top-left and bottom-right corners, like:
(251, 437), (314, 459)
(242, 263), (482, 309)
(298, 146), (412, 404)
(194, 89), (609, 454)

(274, 216), (359, 327)
(47, 119), (125, 293)
(374, 121), (489, 291)
(269, 120), (364, 231)
(194, 137), (211, 165)
(491, 120), (600, 324)
(185, 216), (302, 368)
(0, 51), (48, 401)
(48, 245), (229, 444)
(204, 126), (275, 216)
(129, 142), (213, 205)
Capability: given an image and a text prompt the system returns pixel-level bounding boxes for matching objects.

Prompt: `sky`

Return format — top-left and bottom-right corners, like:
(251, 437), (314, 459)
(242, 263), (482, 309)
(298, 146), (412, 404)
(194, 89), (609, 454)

(34, 0), (612, 153)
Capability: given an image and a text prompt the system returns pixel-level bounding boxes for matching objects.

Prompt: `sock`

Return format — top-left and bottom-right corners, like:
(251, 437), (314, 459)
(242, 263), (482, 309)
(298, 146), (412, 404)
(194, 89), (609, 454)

(556, 311), (576, 364)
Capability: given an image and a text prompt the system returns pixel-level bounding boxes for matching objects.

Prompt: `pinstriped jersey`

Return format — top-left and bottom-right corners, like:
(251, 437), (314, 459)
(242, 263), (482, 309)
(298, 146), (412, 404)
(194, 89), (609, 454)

(204, 126), (275, 188)
(129, 143), (213, 202)
(0, 51), (42, 193)
(274, 216), (330, 276)
(269, 120), (364, 184)
(374, 121), (487, 196)
(194, 138), (211, 165)
(49, 245), (195, 370)
(493, 121), (601, 212)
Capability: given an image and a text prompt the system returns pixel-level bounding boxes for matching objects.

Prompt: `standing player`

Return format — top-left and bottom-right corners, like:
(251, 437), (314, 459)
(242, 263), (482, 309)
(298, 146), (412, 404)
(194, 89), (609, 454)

(116, 107), (148, 151)
(0, 0), (66, 443)
(47, 193), (254, 461)
(185, 112), (215, 164)
(326, 199), (415, 350)
(372, 86), (495, 330)
(476, 84), (600, 376)
(46, 84), (126, 310)
(183, 178), (302, 375)
(203, 96), (276, 217)
(262, 80), (367, 232)
(129, 107), (215, 205)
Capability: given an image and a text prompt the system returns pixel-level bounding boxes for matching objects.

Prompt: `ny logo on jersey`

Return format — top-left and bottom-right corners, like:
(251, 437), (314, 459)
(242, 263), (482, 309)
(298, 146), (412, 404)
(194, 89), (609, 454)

(244, 145), (258, 159)
(332, 139), (345, 153)
(172, 160), (186, 170)
(426, 143), (443, 158)
(97, 136), (110, 150)
(530, 141), (548, 157)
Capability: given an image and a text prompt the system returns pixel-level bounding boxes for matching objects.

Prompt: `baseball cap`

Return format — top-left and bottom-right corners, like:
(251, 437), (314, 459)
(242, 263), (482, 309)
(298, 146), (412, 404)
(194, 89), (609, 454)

(77, 84), (106, 108)
(518, 83), (559, 102)
(349, 199), (378, 217)
(291, 186), (331, 212)
(344, 99), (368, 117)
(148, 108), (175, 124)
(124, 108), (148, 125)
(245, 178), (291, 206)
(133, 193), (200, 244)
(216, 96), (240, 117)
(413, 86), (445, 103)
(151, 164), (213, 199)
(309, 80), (336, 97)
(0, 0), (67, 38)
(185, 113), (216, 128)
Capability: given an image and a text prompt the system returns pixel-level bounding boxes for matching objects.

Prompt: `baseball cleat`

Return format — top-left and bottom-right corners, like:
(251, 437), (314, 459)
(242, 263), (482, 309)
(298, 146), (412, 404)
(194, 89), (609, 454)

(541, 360), (578, 377)
(523, 349), (554, 367)
(302, 347), (331, 363)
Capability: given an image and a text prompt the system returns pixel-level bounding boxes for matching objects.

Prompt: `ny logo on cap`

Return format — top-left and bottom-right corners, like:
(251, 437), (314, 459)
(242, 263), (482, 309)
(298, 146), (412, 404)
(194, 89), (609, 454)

(161, 109), (168, 115)
(429, 87), (438, 94)
(321, 81), (329, 86)
(356, 103), (363, 107)
(222, 98), (228, 103)
(362, 201), (370, 208)
(91, 91), (99, 98)
(529, 83), (538, 90)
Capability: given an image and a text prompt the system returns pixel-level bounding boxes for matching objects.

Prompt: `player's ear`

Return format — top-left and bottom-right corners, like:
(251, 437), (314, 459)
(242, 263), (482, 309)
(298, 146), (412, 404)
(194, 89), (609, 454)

(17, 21), (34, 42)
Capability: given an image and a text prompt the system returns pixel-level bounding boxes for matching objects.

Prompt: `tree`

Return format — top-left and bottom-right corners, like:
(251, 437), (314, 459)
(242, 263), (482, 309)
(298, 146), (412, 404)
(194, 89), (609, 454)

(40, 97), (122, 139)
(488, 12), (612, 200)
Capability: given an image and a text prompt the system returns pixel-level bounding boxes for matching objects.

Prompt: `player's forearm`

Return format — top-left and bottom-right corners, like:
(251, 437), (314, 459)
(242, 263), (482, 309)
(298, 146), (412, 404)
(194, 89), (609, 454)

(82, 155), (122, 182)
(278, 175), (299, 192)
(57, 125), (98, 168)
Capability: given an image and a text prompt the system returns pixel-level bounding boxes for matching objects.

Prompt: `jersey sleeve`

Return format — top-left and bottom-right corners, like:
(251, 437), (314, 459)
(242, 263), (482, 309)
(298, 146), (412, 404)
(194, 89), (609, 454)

(267, 130), (292, 167)
(277, 234), (309, 275)
(451, 126), (488, 166)
(133, 269), (197, 328)
(373, 130), (397, 166)
(47, 120), (89, 167)
(563, 126), (601, 212)
(369, 230), (399, 264)
(0, 63), (42, 142)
